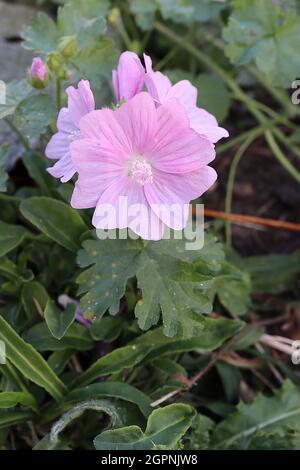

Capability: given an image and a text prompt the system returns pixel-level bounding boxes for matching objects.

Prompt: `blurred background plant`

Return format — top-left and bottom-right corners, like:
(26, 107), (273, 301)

(0, 0), (300, 451)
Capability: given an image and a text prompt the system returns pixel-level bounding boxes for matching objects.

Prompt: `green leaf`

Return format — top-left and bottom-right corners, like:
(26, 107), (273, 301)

(0, 392), (38, 412)
(24, 322), (93, 352)
(0, 257), (33, 283)
(72, 38), (119, 88)
(158, 0), (226, 24)
(211, 380), (300, 449)
(90, 315), (123, 342)
(215, 263), (251, 316)
(64, 382), (152, 418)
(22, 12), (59, 53)
(94, 403), (196, 450)
(21, 281), (50, 325)
(20, 197), (88, 252)
(0, 409), (33, 430)
(14, 95), (56, 139)
(0, 146), (9, 192)
(77, 234), (223, 337)
(70, 343), (152, 389)
(186, 413), (215, 450)
(195, 73), (231, 123)
(223, 0), (300, 87)
(0, 315), (67, 400)
(44, 300), (76, 340)
(0, 220), (28, 258)
(242, 251), (300, 294)
(132, 317), (244, 361)
(22, 151), (57, 196)
(0, 80), (31, 120)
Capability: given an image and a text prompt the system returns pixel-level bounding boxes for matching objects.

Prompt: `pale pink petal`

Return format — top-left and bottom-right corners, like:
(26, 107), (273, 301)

(112, 51), (145, 103)
(79, 109), (131, 155)
(47, 153), (75, 182)
(166, 80), (197, 112)
(145, 166), (217, 230)
(70, 138), (124, 209)
(189, 107), (229, 143)
(115, 92), (157, 154)
(57, 108), (77, 134)
(45, 132), (70, 160)
(93, 176), (164, 240)
(145, 71), (172, 104)
(143, 53), (153, 73)
(150, 99), (215, 173)
(66, 80), (95, 127)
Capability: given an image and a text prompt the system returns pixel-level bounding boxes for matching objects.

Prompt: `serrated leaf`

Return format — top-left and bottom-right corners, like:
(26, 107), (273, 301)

(22, 12), (59, 53)
(0, 80), (31, 120)
(77, 235), (224, 337)
(0, 315), (67, 400)
(223, 0), (300, 87)
(94, 403), (196, 450)
(14, 95), (56, 139)
(159, 0), (225, 24)
(20, 197), (88, 252)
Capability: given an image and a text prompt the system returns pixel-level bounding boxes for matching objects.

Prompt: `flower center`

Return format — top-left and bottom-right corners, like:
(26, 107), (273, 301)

(128, 155), (153, 185)
(68, 130), (81, 143)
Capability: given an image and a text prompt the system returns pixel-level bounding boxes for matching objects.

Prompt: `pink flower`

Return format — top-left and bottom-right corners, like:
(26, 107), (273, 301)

(111, 51), (228, 144)
(45, 80), (95, 182)
(31, 57), (47, 81)
(70, 92), (216, 240)
(112, 51), (145, 103)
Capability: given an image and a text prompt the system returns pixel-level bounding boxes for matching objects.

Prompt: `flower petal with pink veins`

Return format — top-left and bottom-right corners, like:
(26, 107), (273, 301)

(70, 138), (125, 209)
(144, 166), (217, 230)
(79, 109), (132, 155)
(45, 132), (69, 160)
(150, 99), (215, 173)
(66, 80), (95, 128)
(112, 51), (145, 103)
(93, 176), (164, 240)
(188, 107), (229, 144)
(115, 92), (157, 154)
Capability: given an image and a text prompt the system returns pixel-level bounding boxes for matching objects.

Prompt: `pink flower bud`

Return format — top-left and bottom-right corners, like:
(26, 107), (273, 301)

(31, 57), (47, 81)
(29, 57), (50, 89)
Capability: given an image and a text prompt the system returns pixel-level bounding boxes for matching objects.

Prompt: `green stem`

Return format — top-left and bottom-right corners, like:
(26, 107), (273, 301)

(225, 131), (261, 246)
(4, 118), (29, 150)
(264, 130), (300, 184)
(56, 78), (62, 112)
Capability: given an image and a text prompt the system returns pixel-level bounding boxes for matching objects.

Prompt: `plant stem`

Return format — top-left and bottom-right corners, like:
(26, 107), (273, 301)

(225, 132), (260, 246)
(265, 130), (300, 184)
(4, 118), (29, 150)
(56, 78), (62, 111)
